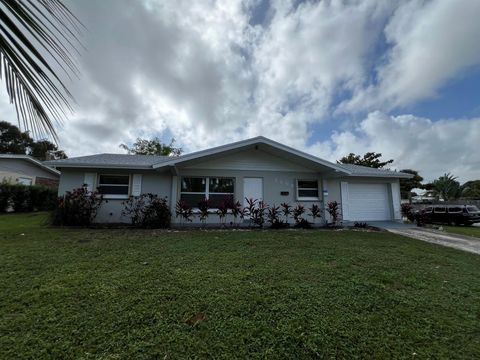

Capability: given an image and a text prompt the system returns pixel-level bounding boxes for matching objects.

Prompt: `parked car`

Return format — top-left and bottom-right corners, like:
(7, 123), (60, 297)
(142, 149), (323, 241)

(423, 205), (480, 226)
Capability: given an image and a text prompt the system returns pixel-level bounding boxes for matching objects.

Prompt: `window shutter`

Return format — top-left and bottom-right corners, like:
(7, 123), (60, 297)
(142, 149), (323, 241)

(84, 173), (96, 192)
(340, 181), (349, 221)
(390, 182), (401, 220)
(132, 174), (142, 196)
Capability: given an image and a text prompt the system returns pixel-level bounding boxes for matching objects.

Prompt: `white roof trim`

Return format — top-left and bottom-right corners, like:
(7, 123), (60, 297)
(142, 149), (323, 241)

(152, 136), (351, 173)
(0, 154), (60, 176)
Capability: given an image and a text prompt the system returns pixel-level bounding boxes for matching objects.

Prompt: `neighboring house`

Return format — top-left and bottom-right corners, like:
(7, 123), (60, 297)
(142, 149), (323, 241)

(0, 154), (60, 188)
(46, 136), (412, 224)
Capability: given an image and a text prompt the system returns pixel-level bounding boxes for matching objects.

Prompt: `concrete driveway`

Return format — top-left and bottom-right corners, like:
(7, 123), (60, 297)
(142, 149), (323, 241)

(376, 223), (480, 255)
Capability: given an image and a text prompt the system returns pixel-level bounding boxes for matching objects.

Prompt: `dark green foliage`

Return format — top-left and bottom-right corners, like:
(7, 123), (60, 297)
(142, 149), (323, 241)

(50, 187), (104, 226)
(354, 222), (368, 228)
(0, 121), (67, 159)
(2, 213), (480, 359)
(122, 194), (171, 228)
(1, 0), (82, 139)
(120, 137), (182, 156)
(0, 121), (31, 154)
(433, 173), (462, 201)
(338, 152), (394, 169)
(399, 169), (424, 199)
(0, 182), (56, 212)
(267, 204), (288, 228)
(461, 180), (480, 199)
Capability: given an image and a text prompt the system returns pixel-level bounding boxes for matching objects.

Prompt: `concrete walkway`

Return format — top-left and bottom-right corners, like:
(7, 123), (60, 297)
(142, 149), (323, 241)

(385, 227), (480, 255)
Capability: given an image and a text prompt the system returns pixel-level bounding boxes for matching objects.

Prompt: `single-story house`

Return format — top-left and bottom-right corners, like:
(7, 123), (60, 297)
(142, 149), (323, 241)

(46, 136), (412, 225)
(0, 154), (60, 187)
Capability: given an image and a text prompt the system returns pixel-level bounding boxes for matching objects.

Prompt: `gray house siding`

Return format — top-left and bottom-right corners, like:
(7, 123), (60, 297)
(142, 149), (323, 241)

(0, 158), (58, 184)
(58, 168), (172, 223)
(172, 167), (325, 225)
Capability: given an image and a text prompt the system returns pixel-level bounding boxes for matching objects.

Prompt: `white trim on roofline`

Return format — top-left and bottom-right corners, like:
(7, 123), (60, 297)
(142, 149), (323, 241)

(0, 154), (60, 176)
(152, 136), (351, 174)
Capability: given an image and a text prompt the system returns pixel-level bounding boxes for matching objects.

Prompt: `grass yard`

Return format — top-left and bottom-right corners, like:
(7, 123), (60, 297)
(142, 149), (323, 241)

(444, 224), (480, 238)
(1, 213), (480, 359)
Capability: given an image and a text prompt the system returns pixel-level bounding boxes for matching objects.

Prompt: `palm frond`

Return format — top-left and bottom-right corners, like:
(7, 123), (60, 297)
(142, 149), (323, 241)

(0, 0), (83, 140)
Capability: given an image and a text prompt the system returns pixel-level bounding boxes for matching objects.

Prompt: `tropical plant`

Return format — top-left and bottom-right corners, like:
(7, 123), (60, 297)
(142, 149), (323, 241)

(461, 180), (480, 199)
(216, 199), (230, 227)
(401, 203), (415, 222)
(326, 201), (340, 226)
(309, 204), (321, 226)
(198, 198), (210, 227)
(293, 204), (310, 228)
(280, 202), (292, 224)
(175, 200), (193, 224)
(230, 200), (244, 227)
(432, 173), (461, 201)
(1, 0), (83, 139)
(267, 204), (287, 229)
(252, 200), (268, 228)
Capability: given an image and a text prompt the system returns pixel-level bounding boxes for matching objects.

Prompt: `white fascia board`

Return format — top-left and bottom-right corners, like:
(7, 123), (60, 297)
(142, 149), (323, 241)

(152, 136), (351, 174)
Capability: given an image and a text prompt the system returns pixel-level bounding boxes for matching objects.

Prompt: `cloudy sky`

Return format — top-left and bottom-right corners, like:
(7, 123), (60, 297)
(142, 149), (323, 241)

(1, 0), (480, 182)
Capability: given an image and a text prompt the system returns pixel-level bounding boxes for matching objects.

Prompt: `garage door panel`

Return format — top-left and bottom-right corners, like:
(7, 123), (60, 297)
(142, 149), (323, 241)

(347, 183), (391, 221)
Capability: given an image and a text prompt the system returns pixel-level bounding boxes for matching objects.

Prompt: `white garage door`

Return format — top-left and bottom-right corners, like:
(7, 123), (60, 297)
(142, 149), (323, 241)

(347, 183), (391, 221)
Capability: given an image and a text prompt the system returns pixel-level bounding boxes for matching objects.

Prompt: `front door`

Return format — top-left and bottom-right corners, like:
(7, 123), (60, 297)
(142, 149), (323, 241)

(243, 177), (263, 208)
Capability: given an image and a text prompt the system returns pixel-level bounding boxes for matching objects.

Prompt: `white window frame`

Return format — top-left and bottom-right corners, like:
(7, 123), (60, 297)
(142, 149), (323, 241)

(97, 174), (130, 199)
(180, 176), (235, 210)
(296, 179), (320, 201)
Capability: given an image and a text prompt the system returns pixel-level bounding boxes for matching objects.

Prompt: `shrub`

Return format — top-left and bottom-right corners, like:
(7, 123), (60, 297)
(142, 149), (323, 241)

(309, 204), (322, 225)
(280, 203), (292, 224)
(216, 199), (229, 227)
(354, 222), (368, 228)
(0, 182), (57, 212)
(175, 200), (193, 224)
(326, 201), (340, 225)
(198, 198), (210, 227)
(9, 185), (30, 212)
(293, 204), (311, 228)
(0, 182), (11, 212)
(50, 187), (104, 226)
(252, 200), (268, 228)
(401, 203), (415, 222)
(267, 204), (287, 228)
(230, 200), (244, 226)
(122, 194), (171, 228)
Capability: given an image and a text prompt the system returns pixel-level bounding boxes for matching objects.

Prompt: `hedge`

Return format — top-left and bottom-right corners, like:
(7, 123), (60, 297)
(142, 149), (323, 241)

(0, 183), (57, 213)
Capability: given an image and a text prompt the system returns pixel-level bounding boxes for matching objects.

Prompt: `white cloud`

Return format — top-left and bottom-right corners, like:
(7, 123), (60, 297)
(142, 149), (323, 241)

(310, 111), (480, 183)
(1, 0), (479, 182)
(340, 0), (480, 113)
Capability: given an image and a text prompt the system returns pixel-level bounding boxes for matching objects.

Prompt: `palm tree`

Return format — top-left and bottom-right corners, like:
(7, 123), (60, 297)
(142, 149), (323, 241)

(0, 0), (83, 140)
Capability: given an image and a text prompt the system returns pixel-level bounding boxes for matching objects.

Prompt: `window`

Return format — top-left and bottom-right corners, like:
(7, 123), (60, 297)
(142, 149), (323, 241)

(180, 177), (234, 208)
(467, 206), (479, 213)
(424, 207), (433, 213)
(297, 180), (319, 200)
(434, 206), (446, 213)
(98, 174), (130, 198)
(448, 206), (462, 213)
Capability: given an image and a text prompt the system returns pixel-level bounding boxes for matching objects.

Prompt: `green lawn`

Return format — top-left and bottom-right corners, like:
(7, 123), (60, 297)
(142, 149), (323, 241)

(444, 225), (480, 238)
(1, 213), (480, 359)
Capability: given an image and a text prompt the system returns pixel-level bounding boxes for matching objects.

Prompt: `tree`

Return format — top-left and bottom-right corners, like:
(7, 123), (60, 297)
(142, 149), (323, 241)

(30, 139), (67, 160)
(338, 152), (394, 169)
(432, 173), (461, 201)
(0, 120), (32, 154)
(461, 180), (480, 199)
(399, 169), (424, 200)
(1, 0), (82, 139)
(120, 138), (182, 156)
(0, 120), (67, 159)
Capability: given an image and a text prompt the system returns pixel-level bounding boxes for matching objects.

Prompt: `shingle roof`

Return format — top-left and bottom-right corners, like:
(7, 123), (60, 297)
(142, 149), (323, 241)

(45, 153), (170, 169)
(0, 154), (60, 176)
(337, 163), (413, 178)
